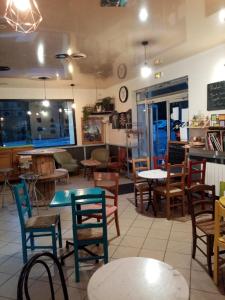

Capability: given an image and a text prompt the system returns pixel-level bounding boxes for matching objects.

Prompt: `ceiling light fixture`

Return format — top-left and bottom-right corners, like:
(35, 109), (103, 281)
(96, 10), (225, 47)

(139, 7), (148, 22)
(41, 77), (50, 107)
(70, 84), (76, 109)
(4, 0), (43, 33)
(219, 8), (225, 23)
(140, 41), (152, 78)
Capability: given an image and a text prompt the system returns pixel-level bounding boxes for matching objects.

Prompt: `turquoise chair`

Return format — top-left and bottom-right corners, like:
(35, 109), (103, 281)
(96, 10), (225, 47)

(13, 181), (62, 264)
(71, 189), (108, 282)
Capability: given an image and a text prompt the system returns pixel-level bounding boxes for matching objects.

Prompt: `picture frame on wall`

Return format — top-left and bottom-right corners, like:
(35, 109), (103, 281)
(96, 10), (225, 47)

(112, 111), (120, 129)
(119, 112), (127, 129)
(81, 117), (104, 144)
(126, 109), (132, 129)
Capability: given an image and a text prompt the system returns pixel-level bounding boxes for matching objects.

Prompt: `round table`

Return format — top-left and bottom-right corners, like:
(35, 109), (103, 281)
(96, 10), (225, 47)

(18, 148), (67, 204)
(87, 257), (189, 300)
(18, 148), (65, 176)
(137, 169), (168, 212)
(81, 159), (101, 180)
(138, 169), (167, 180)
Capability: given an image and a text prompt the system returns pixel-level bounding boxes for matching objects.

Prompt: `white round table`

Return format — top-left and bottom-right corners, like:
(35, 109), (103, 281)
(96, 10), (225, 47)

(138, 169), (167, 180)
(87, 257), (189, 300)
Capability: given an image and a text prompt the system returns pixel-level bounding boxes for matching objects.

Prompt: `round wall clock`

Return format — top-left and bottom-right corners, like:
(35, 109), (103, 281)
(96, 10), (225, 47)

(119, 86), (128, 103)
(117, 63), (127, 79)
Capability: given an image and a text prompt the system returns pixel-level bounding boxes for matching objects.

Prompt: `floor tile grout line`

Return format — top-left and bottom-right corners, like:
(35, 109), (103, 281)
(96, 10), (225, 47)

(162, 220), (174, 262)
(137, 215), (154, 257)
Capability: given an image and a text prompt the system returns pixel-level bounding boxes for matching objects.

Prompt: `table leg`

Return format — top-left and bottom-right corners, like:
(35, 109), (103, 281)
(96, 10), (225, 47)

(146, 180), (156, 216)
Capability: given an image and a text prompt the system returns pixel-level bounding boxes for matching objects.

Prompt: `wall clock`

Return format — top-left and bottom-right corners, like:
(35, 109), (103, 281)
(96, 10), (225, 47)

(119, 86), (128, 103)
(117, 63), (127, 79)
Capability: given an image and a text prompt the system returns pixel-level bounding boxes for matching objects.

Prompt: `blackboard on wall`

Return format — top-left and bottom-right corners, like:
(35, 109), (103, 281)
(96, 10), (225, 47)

(207, 81), (225, 111)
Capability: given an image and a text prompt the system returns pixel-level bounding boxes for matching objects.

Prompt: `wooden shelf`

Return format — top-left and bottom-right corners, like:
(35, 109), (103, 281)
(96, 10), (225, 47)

(90, 111), (113, 115)
(188, 127), (209, 129)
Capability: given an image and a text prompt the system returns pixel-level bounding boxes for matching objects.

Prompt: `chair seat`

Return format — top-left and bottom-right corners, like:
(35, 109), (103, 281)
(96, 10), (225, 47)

(77, 228), (103, 240)
(135, 182), (149, 192)
(197, 219), (225, 235)
(25, 214), (59, 229)
(154, 185), (182, 194)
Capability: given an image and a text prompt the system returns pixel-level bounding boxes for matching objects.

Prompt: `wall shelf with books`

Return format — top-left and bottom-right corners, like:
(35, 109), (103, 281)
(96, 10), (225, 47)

(206, 128), (225, 152)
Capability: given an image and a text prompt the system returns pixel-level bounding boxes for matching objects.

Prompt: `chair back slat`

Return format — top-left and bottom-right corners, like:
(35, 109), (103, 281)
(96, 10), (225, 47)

(12, 180), (32, 229)
(132, 157), (150, 182)
(188, 184), (215, 229)
(94, 172), (119, 207)
(187, 159), (206, 188)
(166, 163), (185, 193)
(71, 190), (107, 233)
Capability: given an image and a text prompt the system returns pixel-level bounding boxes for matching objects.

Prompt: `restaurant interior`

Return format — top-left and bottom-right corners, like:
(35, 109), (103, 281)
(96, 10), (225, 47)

(1, 0), (225, 299)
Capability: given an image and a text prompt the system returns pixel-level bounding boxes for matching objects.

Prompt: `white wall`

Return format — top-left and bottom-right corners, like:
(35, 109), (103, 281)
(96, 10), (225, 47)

(0, 87), (101, 146)
(103, 43), (225, 146)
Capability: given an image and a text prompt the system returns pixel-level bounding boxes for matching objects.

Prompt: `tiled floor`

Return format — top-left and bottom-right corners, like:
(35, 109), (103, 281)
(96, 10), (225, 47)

(0, 175), (224, 299)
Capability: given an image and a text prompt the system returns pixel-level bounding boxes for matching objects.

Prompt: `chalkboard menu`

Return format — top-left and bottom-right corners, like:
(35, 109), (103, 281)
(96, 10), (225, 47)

(207, 81), (225, 111)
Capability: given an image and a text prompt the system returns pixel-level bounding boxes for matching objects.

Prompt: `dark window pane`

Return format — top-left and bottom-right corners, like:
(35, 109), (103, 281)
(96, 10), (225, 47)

(0, 100), (76, 148)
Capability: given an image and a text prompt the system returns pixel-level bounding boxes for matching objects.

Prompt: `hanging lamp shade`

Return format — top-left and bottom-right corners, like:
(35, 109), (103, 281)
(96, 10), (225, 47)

(4, 0), (43, 33)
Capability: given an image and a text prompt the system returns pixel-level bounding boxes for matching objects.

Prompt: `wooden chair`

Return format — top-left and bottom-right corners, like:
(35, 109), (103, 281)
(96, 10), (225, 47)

(153, 163), (185, 219)
(132, 157), (152, 214)
(187, 159), (206, 188)
(93, 172), (120, 236)
(17, 252), (69, 300)
(188, 184), (217, 277)
(214, 196), (225, 285)
(72, 190), (108, 282)
(107, 147), (126, 173)
(153, 155), (168, 169)
(12, 181), (62, 263)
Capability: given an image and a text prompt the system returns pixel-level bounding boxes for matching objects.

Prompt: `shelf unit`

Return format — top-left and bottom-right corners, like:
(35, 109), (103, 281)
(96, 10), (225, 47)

(206, 127), (225, 151)
(189, 127), (225, 152)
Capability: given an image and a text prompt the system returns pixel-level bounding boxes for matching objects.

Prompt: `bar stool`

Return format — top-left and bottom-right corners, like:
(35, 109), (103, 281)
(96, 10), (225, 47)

(0, 168), (14, 208)
(19, 173), (40, 213)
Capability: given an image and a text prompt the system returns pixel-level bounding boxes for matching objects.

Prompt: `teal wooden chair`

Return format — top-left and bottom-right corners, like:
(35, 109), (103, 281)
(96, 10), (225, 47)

(71, 189), (108, 282)
(13, 181), (62, 264)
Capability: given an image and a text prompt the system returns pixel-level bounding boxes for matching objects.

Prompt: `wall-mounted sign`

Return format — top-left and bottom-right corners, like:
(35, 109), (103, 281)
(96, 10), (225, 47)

(207, 81), (225, 111)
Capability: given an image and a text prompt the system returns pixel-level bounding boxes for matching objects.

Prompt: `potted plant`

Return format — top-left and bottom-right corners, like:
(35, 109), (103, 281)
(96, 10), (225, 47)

(102, 97), (114, 112)
(82, 106), (94, 121)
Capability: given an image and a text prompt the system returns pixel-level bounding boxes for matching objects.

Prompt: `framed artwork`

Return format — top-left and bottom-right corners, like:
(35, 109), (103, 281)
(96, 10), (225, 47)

(82, 117), (104, 144)
(119, 112), (127, 129)
(126, 109), (132, 129)
(112, 111), (119, 129)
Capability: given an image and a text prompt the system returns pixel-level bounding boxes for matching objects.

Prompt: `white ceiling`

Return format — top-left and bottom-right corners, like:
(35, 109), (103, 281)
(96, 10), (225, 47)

(0, 0), (225, 89)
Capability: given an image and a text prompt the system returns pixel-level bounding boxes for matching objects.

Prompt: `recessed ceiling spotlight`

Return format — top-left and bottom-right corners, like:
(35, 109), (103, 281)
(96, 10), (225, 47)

(55, 53), (70, 59)
(71, 52), (87, 60)
(0, 66), (10, 71)
(139, 7), (148, 22)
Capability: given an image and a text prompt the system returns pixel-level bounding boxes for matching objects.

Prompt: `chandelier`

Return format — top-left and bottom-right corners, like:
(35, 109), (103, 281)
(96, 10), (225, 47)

(4, 0), (43, 33)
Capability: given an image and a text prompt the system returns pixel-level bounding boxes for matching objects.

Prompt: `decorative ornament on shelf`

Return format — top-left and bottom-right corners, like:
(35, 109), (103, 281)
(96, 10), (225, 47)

(4, 0), (43, 33)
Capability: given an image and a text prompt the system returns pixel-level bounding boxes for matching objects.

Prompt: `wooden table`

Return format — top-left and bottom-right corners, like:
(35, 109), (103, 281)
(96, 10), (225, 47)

(81, 159), (101, 180)
(18, 148), (67, 204)
(87, 257), (189, 300)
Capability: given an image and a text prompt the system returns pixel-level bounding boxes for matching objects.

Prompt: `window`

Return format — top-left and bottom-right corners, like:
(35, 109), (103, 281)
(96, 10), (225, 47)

(0, 100), (76, 148)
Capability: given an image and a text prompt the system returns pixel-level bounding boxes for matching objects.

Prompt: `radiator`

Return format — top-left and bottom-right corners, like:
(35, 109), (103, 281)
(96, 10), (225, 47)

(205, 162), (225, 196)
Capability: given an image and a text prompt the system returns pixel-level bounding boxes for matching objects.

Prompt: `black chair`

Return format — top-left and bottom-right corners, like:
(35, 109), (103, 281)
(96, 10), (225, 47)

(17, 252), (69, 300)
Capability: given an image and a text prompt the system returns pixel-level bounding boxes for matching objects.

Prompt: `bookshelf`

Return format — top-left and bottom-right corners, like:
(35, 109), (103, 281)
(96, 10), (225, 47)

(206, 127), (225, 151)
